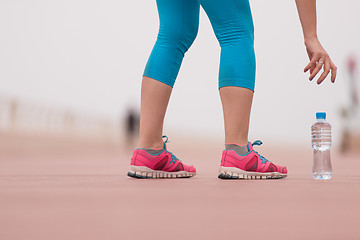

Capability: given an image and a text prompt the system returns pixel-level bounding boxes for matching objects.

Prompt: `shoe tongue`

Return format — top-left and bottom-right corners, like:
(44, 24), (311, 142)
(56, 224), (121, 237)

(247, 142), (253, 151)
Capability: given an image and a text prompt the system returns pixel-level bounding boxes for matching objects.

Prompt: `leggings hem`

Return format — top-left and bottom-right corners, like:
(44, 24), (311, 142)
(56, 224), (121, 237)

(143, 69), (175, 88)
(219, 78), (255, 92)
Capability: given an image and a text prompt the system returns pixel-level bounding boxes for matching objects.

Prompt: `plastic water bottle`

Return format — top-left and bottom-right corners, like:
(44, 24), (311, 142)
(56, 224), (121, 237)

(311, 112), (332, 180)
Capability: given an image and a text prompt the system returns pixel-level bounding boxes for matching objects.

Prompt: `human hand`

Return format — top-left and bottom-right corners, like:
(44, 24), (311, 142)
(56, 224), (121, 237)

(304, 37), (337, 84)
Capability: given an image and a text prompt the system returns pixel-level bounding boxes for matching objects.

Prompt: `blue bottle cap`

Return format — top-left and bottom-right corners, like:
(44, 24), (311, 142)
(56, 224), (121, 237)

(316, 112), (326, 120)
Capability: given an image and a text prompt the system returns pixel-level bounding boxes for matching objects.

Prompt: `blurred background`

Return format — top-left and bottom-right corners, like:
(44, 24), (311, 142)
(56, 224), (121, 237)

(1, 1), (360, 239)
(0, 0), (359, 151)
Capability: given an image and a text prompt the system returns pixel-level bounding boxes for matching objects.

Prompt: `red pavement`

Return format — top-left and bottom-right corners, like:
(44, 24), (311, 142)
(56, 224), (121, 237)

(0, 135), (359, 240)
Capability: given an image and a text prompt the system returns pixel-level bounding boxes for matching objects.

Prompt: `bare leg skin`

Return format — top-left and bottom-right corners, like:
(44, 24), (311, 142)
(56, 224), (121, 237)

(138, 76), (172, 149)
(219, 86), (254, 146)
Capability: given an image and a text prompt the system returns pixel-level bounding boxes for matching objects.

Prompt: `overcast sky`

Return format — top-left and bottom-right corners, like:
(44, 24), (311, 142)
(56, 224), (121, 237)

(0, 0), (359, 146)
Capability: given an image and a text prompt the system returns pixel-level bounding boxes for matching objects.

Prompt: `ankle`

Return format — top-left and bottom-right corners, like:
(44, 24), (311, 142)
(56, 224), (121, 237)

(225, 139), (249, 146)
(138, 140), (163, 149)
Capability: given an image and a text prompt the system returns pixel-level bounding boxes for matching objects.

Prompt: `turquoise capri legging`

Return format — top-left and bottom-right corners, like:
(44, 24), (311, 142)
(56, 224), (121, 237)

(143, 0), (256, 91)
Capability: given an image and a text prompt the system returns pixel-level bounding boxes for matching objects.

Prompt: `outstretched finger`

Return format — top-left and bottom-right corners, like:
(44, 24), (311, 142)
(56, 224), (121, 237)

(304, 59), (316, 72)
(310, 64), (315, 75)
(317, 61), (330, 84)
(309, 59), (324, 81)
(330, 61), (337, 83)
(304, 56), (318, 73)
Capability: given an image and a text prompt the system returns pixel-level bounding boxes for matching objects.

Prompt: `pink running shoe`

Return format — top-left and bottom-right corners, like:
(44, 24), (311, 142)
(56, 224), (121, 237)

(218, 140), (287, 179)
(128, 136), (196, 179)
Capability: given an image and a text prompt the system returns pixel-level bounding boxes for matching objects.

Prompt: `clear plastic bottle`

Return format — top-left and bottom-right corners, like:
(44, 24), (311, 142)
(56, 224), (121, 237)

(311, 112), (332, 180)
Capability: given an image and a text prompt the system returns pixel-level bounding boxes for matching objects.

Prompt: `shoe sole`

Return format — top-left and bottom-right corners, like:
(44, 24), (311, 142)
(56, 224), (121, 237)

(218, 166), (287, 180)
(128, 165), (196, 179)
